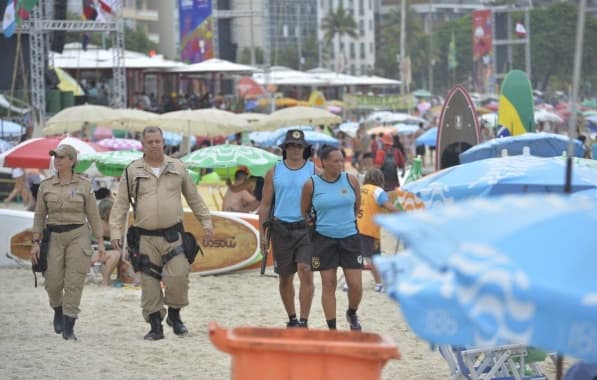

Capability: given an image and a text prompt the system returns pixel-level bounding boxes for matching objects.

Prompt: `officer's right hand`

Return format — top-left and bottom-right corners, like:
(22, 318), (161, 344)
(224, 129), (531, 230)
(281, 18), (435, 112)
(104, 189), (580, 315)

(30, 244), (40, 264)
(111, 239), (121, 250)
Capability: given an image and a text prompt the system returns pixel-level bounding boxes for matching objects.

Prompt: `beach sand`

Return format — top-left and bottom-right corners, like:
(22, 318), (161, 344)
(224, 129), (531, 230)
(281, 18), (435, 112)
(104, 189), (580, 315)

(2, 190), (568, 380)
(0, 223), (563, 380)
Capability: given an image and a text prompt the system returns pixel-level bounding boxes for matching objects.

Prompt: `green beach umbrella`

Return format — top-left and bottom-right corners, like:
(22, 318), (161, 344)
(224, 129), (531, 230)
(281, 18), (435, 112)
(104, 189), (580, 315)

(181, 143), (281, 177)
(77, 150), (200, 183)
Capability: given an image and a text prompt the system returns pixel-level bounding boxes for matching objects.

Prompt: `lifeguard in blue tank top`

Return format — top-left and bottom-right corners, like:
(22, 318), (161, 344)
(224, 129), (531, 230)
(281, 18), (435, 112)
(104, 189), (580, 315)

(273, 160), (315, 222)
(311, 172), (358, 238)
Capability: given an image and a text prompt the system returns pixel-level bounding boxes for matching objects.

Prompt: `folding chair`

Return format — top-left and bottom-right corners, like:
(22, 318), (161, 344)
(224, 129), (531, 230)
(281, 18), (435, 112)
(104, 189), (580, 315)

(439, 344), (547, 380)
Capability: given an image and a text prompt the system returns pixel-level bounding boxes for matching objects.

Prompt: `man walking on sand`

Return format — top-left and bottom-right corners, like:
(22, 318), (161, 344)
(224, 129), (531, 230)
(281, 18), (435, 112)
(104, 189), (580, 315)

(259, 129), (316, 328)
(110, 126), (213, 340)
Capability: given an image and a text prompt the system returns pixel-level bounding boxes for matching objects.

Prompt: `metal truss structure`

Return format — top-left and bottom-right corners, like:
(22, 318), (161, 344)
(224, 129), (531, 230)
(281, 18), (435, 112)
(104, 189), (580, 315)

(18, 2), (126, 136)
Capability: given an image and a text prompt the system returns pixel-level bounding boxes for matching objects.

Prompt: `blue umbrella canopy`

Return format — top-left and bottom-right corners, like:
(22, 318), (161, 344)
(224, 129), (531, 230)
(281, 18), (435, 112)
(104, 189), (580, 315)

(0, 120), (25, 138)
(460, 132), (585, 164)
(374, 194), (597, 363)
(0, 139), (13, 153)
(415, 127), (438, 147)
(403, 155), (597, 208)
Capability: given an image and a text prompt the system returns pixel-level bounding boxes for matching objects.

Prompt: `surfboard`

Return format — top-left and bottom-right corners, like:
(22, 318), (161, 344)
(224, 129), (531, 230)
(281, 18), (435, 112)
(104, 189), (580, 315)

(232, 212), (274, 271)
(175, 210), (261, 275)
(1, 209), (35, 266)
(436, 85), (480, 170)
(498, 70), (535, 136)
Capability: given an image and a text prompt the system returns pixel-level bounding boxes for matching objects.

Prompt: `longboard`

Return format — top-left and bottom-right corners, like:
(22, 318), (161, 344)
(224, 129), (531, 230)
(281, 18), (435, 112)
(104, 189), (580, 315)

(436, 85), (480, 170)
(161, 210), (260, 276)
(498, 69), (535, 136)
(8, 210), (262, 278)
(2, 209), (35, 267)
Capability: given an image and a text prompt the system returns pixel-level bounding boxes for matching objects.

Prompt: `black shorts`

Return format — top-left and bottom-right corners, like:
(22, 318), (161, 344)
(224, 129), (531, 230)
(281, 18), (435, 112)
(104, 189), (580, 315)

(270, 225), (312, 276)
(360, 235), (380, 258)
(310, 231), (363, 271)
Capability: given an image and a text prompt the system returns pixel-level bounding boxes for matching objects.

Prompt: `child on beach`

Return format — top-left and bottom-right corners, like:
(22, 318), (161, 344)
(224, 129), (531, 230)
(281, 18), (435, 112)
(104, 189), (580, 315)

(357, 168), (400, 292)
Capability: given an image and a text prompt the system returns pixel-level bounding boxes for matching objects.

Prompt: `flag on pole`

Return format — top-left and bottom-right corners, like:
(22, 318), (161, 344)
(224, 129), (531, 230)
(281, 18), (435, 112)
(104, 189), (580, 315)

(515, 21), (527, 38)
(2, 0), (16, 38)
(448, 32), (458, 70)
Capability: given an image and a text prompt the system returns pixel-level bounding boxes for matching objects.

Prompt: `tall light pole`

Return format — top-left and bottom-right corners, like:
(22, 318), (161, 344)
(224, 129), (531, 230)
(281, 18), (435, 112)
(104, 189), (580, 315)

(428, 0), (433, 94)
(399, 0), (406, 95)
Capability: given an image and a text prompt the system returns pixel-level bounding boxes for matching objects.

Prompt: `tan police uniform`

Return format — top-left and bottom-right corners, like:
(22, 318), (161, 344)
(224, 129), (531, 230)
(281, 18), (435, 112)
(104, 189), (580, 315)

(32, 174), (103, 319)
(110, 155), (212, 322)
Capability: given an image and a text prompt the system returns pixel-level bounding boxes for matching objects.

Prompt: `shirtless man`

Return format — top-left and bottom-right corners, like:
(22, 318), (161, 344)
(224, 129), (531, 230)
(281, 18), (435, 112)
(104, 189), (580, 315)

(222, 168), (260, 213)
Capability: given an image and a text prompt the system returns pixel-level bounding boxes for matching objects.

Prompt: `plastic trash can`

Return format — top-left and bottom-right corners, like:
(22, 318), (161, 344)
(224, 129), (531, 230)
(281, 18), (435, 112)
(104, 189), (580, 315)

(208, 321), (400, 380)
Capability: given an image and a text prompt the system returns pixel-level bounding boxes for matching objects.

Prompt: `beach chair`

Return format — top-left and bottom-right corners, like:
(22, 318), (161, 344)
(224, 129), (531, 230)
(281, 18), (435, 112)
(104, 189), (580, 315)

(439, 344), (547, 380)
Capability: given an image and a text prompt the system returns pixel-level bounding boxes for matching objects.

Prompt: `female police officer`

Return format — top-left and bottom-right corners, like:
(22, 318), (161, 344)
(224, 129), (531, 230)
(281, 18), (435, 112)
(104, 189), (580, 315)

(30, 144), (105, 341)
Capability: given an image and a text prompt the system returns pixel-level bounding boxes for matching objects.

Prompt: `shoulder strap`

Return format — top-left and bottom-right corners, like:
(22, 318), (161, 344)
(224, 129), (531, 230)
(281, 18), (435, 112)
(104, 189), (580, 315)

(124, 166), (141, 220)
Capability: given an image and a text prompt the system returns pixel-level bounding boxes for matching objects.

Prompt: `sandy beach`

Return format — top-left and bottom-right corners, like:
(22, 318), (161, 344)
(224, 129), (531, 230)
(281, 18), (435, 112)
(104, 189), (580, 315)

(0, 219), (564, 380)
(0, 191), (570, 380)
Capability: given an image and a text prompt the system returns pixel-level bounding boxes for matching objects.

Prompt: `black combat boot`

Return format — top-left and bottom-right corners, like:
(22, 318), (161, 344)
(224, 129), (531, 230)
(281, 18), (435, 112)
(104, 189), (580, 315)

(166, 307), (188, 336)
(62, 316), (77, 341)
(144, 311), (164, 341)
(53, 306), (63, 334)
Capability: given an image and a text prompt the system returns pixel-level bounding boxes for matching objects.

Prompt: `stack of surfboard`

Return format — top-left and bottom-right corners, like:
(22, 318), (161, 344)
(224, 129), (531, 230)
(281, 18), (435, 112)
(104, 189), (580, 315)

(2, 209), (272, 279)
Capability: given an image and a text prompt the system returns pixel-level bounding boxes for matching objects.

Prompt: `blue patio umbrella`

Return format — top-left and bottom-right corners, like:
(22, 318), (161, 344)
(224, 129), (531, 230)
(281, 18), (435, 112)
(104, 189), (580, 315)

(162, 131), (197, 147)
(460, 132), (585, 164)
(403, 155), (597, 208)
(415, 127), (438, 147)
(374, 194), (597, 363)
(0, 139), (13, 153)
(248, 126), (339, 148)
(0, 120), (25, 138)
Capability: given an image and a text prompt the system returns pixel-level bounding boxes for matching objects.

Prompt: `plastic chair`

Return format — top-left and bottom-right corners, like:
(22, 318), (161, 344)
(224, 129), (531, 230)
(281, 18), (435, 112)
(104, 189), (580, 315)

(439, 344), (547, 380)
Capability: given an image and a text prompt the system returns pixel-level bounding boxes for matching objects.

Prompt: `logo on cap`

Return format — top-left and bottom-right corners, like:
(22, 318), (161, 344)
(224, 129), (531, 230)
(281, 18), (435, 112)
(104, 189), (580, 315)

(292, 131), (301, 139)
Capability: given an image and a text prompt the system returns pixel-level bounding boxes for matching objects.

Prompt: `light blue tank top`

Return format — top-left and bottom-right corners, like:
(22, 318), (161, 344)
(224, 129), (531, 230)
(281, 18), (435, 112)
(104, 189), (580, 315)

(273, 160), (315, 222)
(311, 172), (357, 238)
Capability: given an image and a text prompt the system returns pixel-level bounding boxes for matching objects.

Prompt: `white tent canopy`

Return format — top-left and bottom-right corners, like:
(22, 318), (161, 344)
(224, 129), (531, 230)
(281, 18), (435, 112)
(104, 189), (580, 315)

(169, 58), (258, 73)
(49, 43), (185, 70)
(252, 66), (328, 87)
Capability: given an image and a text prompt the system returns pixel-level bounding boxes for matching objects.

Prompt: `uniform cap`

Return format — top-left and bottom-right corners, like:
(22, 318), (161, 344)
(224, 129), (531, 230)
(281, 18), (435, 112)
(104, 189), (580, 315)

(49, 144), (78, 161)
(280, 129), (308, 149)
(381, 133), (394, 146)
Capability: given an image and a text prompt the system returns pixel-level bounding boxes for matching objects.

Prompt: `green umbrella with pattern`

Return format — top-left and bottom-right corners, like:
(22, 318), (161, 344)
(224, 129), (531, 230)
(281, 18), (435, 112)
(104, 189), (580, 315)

(76, 150), (200, 183)
(180, 142), (281, 177)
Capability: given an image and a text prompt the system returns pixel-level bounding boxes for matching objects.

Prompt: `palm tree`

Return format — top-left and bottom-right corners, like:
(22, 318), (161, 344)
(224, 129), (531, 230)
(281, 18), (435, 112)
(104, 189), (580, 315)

(320, 5), (358, 72)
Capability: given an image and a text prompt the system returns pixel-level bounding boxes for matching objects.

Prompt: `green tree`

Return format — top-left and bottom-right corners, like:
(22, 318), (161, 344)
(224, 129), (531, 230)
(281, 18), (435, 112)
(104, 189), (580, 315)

(375, 7), (427, 88)
(320, 5), (358, 68)
(301, 33), (320, 70)
(238, 47), (264, 65)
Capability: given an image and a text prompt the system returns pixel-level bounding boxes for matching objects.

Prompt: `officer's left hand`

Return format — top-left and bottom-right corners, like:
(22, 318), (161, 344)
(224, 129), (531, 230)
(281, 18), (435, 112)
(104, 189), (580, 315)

(203, 227), (213, 241)
(97, 246), (106, 261)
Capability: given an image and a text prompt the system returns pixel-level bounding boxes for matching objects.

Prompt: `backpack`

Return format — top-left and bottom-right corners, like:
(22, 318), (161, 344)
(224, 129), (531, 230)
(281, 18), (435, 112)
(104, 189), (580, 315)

(380, 148), (399, 190)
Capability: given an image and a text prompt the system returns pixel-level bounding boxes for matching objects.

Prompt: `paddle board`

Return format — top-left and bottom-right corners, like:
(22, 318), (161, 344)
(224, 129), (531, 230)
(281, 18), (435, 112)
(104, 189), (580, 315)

(176, 210), (260, 276)
(498, 70), (535, 136)
(436, 85), (480, 170)
(232, 212), (274, 271)
(1, 209), (35, 267)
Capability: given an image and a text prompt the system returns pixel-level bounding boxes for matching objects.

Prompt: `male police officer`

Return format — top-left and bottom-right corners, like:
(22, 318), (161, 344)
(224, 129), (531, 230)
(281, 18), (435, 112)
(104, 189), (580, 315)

(110, 127), (213, 340)
(259, 129), (316, 328)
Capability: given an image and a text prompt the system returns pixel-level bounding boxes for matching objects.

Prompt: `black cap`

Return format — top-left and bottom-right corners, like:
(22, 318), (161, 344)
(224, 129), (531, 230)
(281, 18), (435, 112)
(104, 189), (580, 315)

(279, 129), (308, 149)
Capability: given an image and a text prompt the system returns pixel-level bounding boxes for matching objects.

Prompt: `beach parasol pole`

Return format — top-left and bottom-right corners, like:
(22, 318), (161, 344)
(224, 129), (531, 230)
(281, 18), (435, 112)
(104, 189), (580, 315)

(564, 0), (586, 194)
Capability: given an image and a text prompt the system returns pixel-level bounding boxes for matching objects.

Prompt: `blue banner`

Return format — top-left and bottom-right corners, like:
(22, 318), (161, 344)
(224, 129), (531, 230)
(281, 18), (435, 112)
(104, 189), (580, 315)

(178, 0), (214, 63)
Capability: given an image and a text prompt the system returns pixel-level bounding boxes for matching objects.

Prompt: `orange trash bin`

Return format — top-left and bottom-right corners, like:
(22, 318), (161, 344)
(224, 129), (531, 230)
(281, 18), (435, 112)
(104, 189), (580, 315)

(208, 321), (400, 380)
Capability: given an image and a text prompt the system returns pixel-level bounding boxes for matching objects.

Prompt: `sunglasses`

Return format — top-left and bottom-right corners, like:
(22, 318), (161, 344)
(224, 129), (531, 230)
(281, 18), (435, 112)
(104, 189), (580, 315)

(54, 155), (66, 159)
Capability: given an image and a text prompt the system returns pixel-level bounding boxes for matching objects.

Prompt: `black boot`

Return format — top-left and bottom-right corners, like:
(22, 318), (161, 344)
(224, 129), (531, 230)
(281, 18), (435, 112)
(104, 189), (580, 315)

(53, 306), (63, 334)
(166, 307), (188, 336)
(62, 316), (77, 341)
(144, 311), (164, 341)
